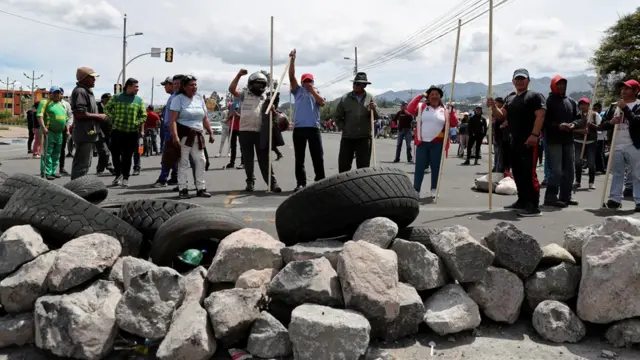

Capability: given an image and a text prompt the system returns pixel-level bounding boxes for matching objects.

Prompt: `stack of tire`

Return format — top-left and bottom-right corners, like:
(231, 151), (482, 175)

(274, 167), (428, 246)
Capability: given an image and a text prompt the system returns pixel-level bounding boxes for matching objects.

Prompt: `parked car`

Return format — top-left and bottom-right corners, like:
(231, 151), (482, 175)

(210, 121), (223, 135)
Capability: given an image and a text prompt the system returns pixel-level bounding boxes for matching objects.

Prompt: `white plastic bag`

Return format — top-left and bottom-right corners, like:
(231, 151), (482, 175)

(495, 177), (517, 195)
(474, 173), (504, 192)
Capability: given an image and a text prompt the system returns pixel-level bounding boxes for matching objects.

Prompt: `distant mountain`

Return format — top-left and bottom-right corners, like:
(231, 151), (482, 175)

(375, 74), (596, 102)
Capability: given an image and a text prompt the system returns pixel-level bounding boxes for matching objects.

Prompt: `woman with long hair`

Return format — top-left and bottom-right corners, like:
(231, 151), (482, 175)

(169, 75), (215, 199)
(407, 86), (459, 198)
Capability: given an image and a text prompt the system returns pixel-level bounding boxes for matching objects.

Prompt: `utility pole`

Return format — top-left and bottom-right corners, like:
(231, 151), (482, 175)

(354, 46), (358, 75)
(409, 88), (413, 101)
(24, 71), (44, 100)
(150, 77), (155, 106)
(0, 77), (16, 112)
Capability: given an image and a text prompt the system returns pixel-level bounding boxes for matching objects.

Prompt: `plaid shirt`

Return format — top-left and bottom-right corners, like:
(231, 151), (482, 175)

(104, 93), (147, 132)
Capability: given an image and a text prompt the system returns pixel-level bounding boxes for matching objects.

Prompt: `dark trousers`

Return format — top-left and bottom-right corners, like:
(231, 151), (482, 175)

(71, 142), (94, 180)
(575, 142), (596, 185)
(229, 130), (243, 165)
(595, 139), (606, 172)
(239, 131), (277, 186)
(111, 130), (139, 179)
(394, 129), (413, 162)
(293, 127), (325, 186)
(545, 143), (574, 202)
(28, 128), (34, 152)
(60, 132), (68, 170)
(499, 139), (511, 172)
(466, 134), (483, 161)
(96, 135), (112, 173)
(512, 142), (540, 207)
(338, 137), (371, 173)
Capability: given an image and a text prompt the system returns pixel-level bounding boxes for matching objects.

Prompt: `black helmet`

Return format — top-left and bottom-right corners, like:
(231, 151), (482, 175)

(248, 72), (268, 96)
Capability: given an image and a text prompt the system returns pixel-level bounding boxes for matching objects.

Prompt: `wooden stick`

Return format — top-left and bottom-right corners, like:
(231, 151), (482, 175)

(434, 19), (462, 204)
(580, 73), (600, 160)
(370, 109), (377, 167)
(267, 16), (274, 192)
(264, 60), (291, 115)
(487, 0), (494, 210)
(600, 108), (622, 207)
(226, 116), (234, 157)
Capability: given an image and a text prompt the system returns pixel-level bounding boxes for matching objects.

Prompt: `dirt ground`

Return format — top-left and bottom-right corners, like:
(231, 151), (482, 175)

(0, 126), (27, 139)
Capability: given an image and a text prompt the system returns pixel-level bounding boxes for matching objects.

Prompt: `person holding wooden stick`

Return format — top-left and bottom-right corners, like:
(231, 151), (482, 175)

(334, 72), (380, 172)
(572, 98), (601, 190)
(408, 86), (458, 198)
(598, 79), (640, 210)
(487, 69), (546, 217)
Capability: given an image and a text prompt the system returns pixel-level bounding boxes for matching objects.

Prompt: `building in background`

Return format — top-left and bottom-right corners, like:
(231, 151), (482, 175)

(0, 88), (50, 116)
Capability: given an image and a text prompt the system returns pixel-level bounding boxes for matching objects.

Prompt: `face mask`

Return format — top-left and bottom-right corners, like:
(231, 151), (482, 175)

(249, 82), (266, 96)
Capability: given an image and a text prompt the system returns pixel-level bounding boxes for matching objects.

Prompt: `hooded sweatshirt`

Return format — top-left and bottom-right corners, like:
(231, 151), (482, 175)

(543, 75), (581, 145)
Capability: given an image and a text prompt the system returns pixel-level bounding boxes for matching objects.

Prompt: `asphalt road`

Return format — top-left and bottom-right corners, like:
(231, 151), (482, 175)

(1, 131), (636, 244)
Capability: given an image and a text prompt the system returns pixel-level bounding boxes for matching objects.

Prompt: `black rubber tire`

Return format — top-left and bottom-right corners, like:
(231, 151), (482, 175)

(0, 186), (143, 256)
(0, 173), (64, 208)
(63, 175), (108, 204)
(100, 203), (124, 216)
(150, 207), (246, 266)
(396, 226), (442, 251)
(117, 199), (201, 238)
(275, 167), (420, 246)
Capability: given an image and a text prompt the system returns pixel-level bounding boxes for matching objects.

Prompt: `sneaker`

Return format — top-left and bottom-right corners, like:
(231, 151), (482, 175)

(462, 160), (470, 165)
(53, 174), (61, 179)
(197, 189), (212, 198)
(179, 189), (190, 199)
(245, 183), (254, 192)
(46, 175), (55, 180)
(588, 183), (596, 190)
(544, 200), (568, 208)
(225, 163), (235, 169)
(60, 169), (69, 176)
(271, 184), (282, 193)
(604, 200), (622, 210)
(112, 176), (123, 186)
(236, 164), (244, 170)
(393, 159), (400, 163)
(517, 206), (542, 217)
(561, 199), (579, 206)
(294, 185), (305, 192)
(33, 154), (40, 159)
(153, 181), (167, 188)
(214, 153), (221, 158)
(106, 166), (115, 175)
(121, 179), (129, 187)
(504, 201), (526, 210)
(132, 169), (141, 176)
(573, 183), (581, 189)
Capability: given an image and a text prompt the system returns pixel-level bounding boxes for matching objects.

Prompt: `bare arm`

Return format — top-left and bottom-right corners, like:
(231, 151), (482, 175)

(288, 56), (298, 93)
(532, 109), (546, 135)
(308, 87), (325, 106)
(491, 105), (507, 120)
(170, 110), (180, 140)
(228, 69), (247, 97)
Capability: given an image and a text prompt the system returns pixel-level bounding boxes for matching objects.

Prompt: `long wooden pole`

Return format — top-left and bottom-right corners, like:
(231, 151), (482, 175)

(600, 108), (622, 207)
(370, 109), (377, 167)
(580, 73), (600, 160)
(267, 16), (274, 192)
(487, 0), (494, 210)
(434, 19), (462, 203)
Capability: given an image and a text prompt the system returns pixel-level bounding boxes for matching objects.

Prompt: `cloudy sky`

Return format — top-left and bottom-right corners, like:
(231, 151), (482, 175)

(0, 0), (635, 106)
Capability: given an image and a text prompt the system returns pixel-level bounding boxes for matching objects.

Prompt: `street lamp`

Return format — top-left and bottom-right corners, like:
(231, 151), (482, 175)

(343, 47), (358, 75)
(121, 14), (144, 87)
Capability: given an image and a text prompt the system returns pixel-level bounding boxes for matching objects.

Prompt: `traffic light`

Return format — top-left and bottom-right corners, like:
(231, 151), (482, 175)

(114, 83), (122, 94)
(165, 47), (174, 63)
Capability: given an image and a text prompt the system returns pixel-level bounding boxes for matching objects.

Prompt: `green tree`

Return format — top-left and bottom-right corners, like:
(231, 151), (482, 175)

(591, 7), (640, 102)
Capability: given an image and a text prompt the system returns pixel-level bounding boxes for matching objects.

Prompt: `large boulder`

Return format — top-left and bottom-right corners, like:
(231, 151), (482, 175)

(121, 256), (156, 290)
(155, 301), (216, 360)
(268, 258), (343, 308)
(577, 231), (640, 323)
(380, 283), (425, 341)
(0, 251), (57, 313)
(605, 319), (640, 348)
(430, 226), (494, 283)
(532, 300), (586, 343)
(181, 267), (209, 304)
(207, 229), (284, 283)
(390, 238), (448, 291)
(563, 224), (599, 259)
(289, 304), (370, 360)
(0, 312), (34, 348)
(466, 266), (524, 324)
(600, 216), (640, 236)
(525, 262), (581, 310)
(483, 222), (542, 278)
(116, 267), (185, 339)
(281, 240), (344, 269)
(204, 288), (264, 347)
(246, 311), (292, 359)
(46, 234), (121, 293)
(0, 225), (48, 278)
(235, 268), (277, 291)
(337, 241), (400, 327)
(353, 217), (398, 249)
(423, 284), (481, 335)
(34, 280), (122, 359)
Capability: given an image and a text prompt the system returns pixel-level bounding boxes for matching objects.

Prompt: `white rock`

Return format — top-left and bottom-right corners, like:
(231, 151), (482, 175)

(525, 262), (581, 310)
(281, 240), (344, 269)
(0, 251), (57, 313)
(577, 231), (640, 323)
(46, 233), (121, 292)
(380, 283), (425, 341)
(337, 241), (400, 329)
(204, 288), (264, 347)
(605, 319), (640, 348)
(181, 267), (209, 304)
(600, 216), (640, 236)
(34, 280), (122, 359)
(540, 243), (576, 265)
(156, 301), (217, 360)
(430, 227), (494, 283)
(289, 304), (370, 360)
(116, 267), (185, 339)
(353, 217), (399, 248)
(247, 311), (292, 358)
(0, 226), (48, 278)
(105, 257), (125, 288)
(0, 312), (34, 348)
(467, 267), (524, 324)
(268, 258), (343, 308)
(532, 300), (586, 343)
(235, 268), (277, 291)
(390, 238), (448, 290)
(207, 228), (284, 283)
(121, 256), (156, 290)
(563, 224), (599, 258)
(424, 284), (481, 335)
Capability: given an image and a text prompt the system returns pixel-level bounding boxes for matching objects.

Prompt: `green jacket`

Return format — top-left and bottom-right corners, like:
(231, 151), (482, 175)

(333, 91), (381, 139)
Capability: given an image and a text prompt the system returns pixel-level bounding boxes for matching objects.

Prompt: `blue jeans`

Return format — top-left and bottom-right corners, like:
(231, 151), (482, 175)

(414, 142), (443, 193)
(395, 129), (413, 161)
(544, 143), (575, 202)
(609, 145), (640, 204)
(543, 137), (550, 181)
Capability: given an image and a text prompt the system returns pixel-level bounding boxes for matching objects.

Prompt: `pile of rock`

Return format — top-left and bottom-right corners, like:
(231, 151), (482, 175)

(1, 216), (640, 359)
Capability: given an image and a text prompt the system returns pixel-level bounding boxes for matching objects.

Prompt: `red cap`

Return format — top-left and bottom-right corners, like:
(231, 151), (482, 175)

(623, 79), (640, 90)
(578, 97), (590, 104)
(301, 73), (314, 82)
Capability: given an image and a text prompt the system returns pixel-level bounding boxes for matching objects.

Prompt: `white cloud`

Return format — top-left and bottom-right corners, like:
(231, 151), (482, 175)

(0, 0), (635, 105)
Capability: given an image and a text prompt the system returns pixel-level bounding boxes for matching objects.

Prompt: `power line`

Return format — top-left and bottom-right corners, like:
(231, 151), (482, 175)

(0, 9), (120, 38)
